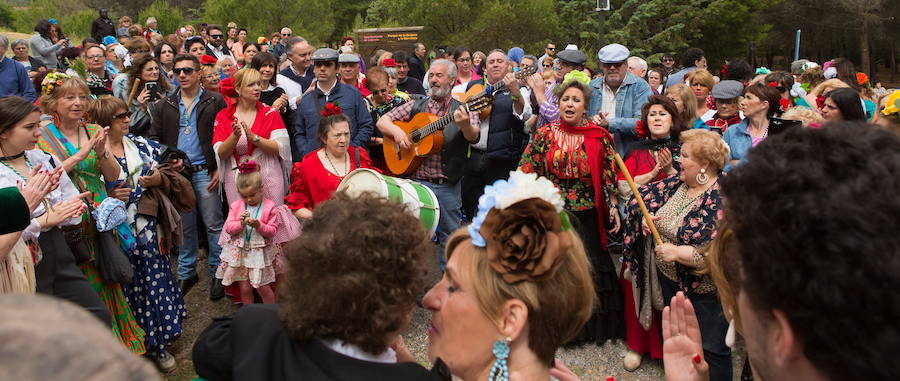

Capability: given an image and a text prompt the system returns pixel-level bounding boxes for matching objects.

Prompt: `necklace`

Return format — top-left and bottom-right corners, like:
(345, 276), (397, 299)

(324, 150), (349, 178)
(0, 155), (34, 180)
(675, 184), (706, 216)
(0, 151), (25, 161)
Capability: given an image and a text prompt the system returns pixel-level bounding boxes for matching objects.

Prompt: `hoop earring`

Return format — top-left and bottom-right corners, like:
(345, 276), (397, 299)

(488, 338), (511, 381)
(696, 168), (709, 185)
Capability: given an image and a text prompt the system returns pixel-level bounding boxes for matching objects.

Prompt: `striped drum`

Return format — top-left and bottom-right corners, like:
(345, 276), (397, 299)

(337, 168), (440, 237)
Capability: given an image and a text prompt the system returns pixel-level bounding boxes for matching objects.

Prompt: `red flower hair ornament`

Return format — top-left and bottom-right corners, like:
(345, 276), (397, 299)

(200, 55), (217, 66)
(237, 160), (259, 173)
(320, 102), (343, 117)
(635, 120), (649, 139)
(219, 77), (238, 98)
(768, 81), (779, 88)
(381, 58), (397, 68)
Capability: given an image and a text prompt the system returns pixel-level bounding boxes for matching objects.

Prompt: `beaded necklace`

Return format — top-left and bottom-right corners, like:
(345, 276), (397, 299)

(324, 150), (349, 179)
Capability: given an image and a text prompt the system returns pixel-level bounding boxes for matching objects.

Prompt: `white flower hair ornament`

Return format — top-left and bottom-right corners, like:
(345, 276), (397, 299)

(468, 171), (573, 283)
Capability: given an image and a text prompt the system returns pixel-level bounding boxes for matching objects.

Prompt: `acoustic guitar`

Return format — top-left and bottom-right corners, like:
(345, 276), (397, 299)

(383, 94), (494, 176)
(455, 66), (538, 119)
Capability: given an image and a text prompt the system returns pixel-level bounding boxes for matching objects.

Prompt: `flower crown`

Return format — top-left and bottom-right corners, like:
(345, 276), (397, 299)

(882, 90), (900, 116)
(41, 72), (71, 96)
(320, 102), (342, 117)
(563, 70), (590, 86)
(237, 160), (259, 173)
(468, 171), (573, 283)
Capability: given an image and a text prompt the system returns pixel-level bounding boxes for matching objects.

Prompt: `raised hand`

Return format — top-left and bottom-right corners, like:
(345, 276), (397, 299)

(662, 292), (710, 381)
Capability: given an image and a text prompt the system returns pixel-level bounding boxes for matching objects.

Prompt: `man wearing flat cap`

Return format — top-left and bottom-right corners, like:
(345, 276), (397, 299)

(700, 80), (745, 133)
(338, 53), (369, 97)
(527, 47), (587, 127)
(589, 43), (652, 155)
(294, 48), (373, 159)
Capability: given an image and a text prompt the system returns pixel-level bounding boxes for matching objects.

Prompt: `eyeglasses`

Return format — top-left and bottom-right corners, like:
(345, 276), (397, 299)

(282, 33), (291, 36)
(542, 63), (552, 68)
(173, 67), (196, 75)
(547, 47), (556, 51)
(86, 54), (104, 60)
(114, 111), (130, 120)
(210, 34), (223, 39)
(662, 58), (675, 62)
(603, 62), (624, 68)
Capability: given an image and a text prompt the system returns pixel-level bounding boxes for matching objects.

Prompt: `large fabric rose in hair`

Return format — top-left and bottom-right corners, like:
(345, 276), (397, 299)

(479, 198), (572, 283)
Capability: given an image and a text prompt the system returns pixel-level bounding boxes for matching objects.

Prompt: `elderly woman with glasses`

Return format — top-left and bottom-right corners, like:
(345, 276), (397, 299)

(80, 45), (117, 96)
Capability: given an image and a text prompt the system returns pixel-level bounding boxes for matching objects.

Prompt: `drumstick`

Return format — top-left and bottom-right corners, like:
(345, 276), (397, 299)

(613, 152), (663, 246)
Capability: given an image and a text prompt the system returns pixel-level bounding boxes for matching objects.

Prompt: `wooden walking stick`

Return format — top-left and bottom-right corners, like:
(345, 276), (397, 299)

(613, 152), (663, 246)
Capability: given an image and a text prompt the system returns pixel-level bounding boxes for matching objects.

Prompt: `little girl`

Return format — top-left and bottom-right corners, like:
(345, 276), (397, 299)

(216, 161), (288, 304)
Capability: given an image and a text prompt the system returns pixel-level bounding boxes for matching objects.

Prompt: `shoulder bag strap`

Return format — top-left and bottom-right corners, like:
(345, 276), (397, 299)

(40, 125), (70, 161)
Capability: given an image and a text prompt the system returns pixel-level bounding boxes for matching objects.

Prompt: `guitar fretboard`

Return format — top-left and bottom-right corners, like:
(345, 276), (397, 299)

(410, 112), (457, 142)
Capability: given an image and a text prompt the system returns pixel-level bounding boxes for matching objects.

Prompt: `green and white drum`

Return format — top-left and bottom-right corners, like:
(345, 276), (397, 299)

(337, 168), (440, 237)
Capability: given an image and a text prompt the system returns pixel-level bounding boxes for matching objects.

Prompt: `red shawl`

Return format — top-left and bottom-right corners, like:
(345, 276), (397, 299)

(559, 120), (615, 248)
(213, 101), (286, 163)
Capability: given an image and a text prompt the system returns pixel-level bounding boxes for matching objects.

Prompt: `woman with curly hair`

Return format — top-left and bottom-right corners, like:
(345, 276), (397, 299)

(193, 192), (444, 380)
(621, 129), (731, 380)
(518, 77), (624, 346)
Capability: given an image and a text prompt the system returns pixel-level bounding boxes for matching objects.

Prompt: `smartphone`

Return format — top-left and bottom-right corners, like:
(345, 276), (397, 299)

(769, 118), (803, 135)
(145, 82), (160, 102)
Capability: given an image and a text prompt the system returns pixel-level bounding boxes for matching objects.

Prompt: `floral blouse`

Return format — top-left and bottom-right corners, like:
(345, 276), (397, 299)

(518, 120), (618, 211)
(622, 176), (722, 295)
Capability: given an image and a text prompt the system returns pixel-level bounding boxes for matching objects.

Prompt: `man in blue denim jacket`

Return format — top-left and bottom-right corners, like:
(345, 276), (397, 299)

(588, 43), (652, 155)
(294, 48), (374, 159)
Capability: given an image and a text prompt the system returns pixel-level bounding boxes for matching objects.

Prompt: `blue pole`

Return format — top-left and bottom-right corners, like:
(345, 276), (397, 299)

(794, 29), (801, 61)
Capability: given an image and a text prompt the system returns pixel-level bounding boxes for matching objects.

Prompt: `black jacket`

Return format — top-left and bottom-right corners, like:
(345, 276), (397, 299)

(408, 55), (426, 82)
(192, 305), (449, 381)
(149, 88), (227, 172)
(90, 17), (115, 41)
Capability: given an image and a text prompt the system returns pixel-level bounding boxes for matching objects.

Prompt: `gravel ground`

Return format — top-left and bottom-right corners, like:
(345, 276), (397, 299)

(164, 249), (742, 381)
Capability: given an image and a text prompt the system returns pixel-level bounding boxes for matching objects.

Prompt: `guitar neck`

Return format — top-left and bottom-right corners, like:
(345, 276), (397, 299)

(410, 110), (459, 142)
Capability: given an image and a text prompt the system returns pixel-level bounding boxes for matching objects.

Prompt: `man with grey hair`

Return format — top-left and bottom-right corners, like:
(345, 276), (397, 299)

(377, 58), (480, 269)
(0, 35), (37, 101)
(408, 42), (427, 81)
(461, 49), (532, 221)
(279, 36), (314, 95)
(273, 27), (292, 59)
(627, 56), (648, 79)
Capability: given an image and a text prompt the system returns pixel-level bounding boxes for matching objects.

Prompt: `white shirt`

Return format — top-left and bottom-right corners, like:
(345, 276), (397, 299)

(0, 149), (83, 241)
(276, 73), (303, 110)
(472, 85), (532, 150)
(601, 82), (619, 119)
(320, 338), (397, 364)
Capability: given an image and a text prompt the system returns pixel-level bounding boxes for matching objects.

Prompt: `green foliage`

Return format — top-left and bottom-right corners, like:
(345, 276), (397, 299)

(12, 0), (96, 39)
(138, 0), (184, 36)
(0, 2), (14, 29)
(201, 0), (335, 45)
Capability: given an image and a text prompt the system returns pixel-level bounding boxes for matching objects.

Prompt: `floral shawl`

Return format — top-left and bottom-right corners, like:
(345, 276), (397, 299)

(622, 176), (722, 294)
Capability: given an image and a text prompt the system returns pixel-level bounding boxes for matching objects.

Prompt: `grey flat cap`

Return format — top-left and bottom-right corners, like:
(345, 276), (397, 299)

(597, 43), (629, 64)
(711, 80), (745, 99)
(338, 53), (358, 63)
(312, 48), (339, 62)
(556, 49), (587, 66)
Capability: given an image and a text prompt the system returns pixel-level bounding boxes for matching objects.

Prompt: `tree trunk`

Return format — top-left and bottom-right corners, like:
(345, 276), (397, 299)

(860, 21), (871, 74)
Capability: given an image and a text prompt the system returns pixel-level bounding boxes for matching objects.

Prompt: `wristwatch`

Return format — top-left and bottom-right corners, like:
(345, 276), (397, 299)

(252, 135), (261, 144)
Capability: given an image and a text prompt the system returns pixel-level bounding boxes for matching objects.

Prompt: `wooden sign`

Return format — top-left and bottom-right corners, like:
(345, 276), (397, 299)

(355, 26), (424, 63)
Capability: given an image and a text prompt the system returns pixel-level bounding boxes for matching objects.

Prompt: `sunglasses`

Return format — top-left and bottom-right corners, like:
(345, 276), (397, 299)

(547, 47), (556, 51)
(283, 33), (291, 36)
(542, 64), (552, 68)
(114, 111), (130, 120)
(209, 34), (223, 39)
(173, 67), (196, 75)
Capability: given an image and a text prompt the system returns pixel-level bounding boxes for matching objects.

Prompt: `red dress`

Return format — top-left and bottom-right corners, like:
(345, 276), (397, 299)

(285, 147), (376, 210)
(618, 148), (666, 359)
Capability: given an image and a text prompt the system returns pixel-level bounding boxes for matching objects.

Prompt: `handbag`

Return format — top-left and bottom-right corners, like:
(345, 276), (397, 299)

(60, 225), (91, 264)
(91, 198), (134, 284)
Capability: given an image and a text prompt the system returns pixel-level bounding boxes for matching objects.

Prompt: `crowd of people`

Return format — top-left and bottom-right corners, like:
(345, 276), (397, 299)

(0, 8), (899, 381)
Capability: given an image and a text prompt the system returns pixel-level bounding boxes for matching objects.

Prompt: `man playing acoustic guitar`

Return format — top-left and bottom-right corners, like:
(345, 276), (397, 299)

(376, 59), (480, 269)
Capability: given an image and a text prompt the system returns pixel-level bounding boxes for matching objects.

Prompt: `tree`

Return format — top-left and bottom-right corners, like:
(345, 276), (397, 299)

(202, 0), (335, 45)
(138, 0), (184, 37)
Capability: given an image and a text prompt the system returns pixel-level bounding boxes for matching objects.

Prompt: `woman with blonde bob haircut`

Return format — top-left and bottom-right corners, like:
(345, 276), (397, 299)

(424, 171), (596, 381)
(665, 84), (699, 130)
